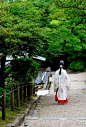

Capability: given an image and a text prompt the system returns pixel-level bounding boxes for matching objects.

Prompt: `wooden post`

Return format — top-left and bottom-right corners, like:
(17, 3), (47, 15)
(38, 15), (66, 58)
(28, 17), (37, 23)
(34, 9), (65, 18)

(24, 84), (26, 102)
(30, 83), (33, 95)
(21, 85), (23, 102)
(33, 86), (35, 95)
(2, 91), (6, 120)
(20, 84), (22, 101)
(27, 84), (29, 99)
(27, 84), (31, 100)
(29, 83), (33, 98)
(17, 86), (20, 108)
(11, 88), (14, 112)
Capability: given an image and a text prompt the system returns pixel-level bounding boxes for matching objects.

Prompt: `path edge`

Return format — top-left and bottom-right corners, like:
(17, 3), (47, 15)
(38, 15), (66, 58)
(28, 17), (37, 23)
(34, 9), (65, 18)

(6, 96), (40, 127)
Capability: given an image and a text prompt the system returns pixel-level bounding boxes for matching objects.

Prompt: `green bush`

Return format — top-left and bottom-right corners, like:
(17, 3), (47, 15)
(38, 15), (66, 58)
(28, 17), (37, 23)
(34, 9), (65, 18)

(0, 87), (11, 106)
(5, 57), (40, 87)
(68, 60), (85, 71)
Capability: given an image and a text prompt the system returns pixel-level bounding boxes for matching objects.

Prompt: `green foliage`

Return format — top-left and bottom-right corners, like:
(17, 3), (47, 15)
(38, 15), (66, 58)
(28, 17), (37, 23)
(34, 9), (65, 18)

(5, 75), (19, 88)
(68, 60), (85, 71)
(0, 0), (44, 56)
(0, 87), (11, 106)
(0, 0), (86, 71)
(5, 57), (40, 87)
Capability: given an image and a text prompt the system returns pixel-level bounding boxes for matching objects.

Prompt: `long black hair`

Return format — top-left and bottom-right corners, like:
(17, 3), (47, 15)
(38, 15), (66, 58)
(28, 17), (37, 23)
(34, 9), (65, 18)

(59, 66), (62, 75)
(59, 60), (64, 75)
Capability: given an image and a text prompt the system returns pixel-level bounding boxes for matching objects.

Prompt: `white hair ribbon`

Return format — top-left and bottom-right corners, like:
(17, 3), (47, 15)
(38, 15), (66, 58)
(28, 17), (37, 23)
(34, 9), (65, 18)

(60, 65), (62, 67)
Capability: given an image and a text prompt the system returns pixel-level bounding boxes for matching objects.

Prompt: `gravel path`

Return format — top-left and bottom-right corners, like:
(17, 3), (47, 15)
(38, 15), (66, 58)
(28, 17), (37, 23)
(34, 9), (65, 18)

(20, 72), (86, 127)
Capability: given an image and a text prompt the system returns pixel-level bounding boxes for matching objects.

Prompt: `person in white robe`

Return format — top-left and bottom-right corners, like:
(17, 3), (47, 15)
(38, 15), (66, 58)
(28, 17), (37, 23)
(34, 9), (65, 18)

(54, 60), (71, 104)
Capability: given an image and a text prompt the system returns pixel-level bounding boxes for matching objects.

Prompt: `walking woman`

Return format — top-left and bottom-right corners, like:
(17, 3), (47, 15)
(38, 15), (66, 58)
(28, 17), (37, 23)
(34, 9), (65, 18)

(54, 60), (71, 104)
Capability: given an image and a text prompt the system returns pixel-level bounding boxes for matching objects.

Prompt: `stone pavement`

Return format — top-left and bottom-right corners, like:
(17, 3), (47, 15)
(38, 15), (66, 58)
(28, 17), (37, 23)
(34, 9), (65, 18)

(19, 72), (86, 127)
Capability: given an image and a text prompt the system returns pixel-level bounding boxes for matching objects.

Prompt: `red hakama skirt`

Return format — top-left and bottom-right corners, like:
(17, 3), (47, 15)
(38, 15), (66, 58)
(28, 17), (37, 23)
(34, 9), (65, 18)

(55, 94), (68, 104)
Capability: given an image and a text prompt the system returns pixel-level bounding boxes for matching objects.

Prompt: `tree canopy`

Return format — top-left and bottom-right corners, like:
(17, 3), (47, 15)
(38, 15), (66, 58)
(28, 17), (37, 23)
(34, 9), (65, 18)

(0, 0), (86, 71)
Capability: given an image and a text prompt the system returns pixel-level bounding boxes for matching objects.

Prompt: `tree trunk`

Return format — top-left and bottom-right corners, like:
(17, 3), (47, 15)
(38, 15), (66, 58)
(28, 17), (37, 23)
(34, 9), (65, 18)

(0, 52), (6, 88)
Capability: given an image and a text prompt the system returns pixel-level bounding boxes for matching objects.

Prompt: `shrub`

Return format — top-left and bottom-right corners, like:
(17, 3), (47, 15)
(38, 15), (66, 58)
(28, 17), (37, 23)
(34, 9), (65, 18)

(5, 57), (40, 87)
(68, 60), (85, 71)
(0, 87), (11, 106)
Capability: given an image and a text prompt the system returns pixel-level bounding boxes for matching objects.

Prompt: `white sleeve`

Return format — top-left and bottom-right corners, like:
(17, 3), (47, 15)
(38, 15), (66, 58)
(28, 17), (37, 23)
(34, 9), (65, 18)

(54, 71), (59, 92)
(64, 71), (71, 89)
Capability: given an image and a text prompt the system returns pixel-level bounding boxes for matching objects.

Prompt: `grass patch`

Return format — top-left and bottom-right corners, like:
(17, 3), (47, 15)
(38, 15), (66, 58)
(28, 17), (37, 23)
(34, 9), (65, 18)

(0, 109), (18, 127)
(0, 102), (28, 127)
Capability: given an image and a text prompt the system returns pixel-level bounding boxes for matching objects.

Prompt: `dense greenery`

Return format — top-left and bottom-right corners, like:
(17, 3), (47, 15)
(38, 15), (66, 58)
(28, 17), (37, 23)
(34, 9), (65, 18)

(0, 0), (86, 73)
(5, 57), (40, 87)
(68, 60), (85, 71)
(54, 0), (86, 70)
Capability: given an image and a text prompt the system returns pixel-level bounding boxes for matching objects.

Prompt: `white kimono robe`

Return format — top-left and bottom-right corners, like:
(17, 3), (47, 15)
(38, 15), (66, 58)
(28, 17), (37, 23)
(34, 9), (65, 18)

(54, 68), (71, 100)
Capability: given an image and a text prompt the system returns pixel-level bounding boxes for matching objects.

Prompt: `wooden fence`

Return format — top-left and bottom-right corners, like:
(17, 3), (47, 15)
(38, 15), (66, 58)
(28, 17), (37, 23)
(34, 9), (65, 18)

(0, 71), (52, 120)
(0, 83), (33, 120)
